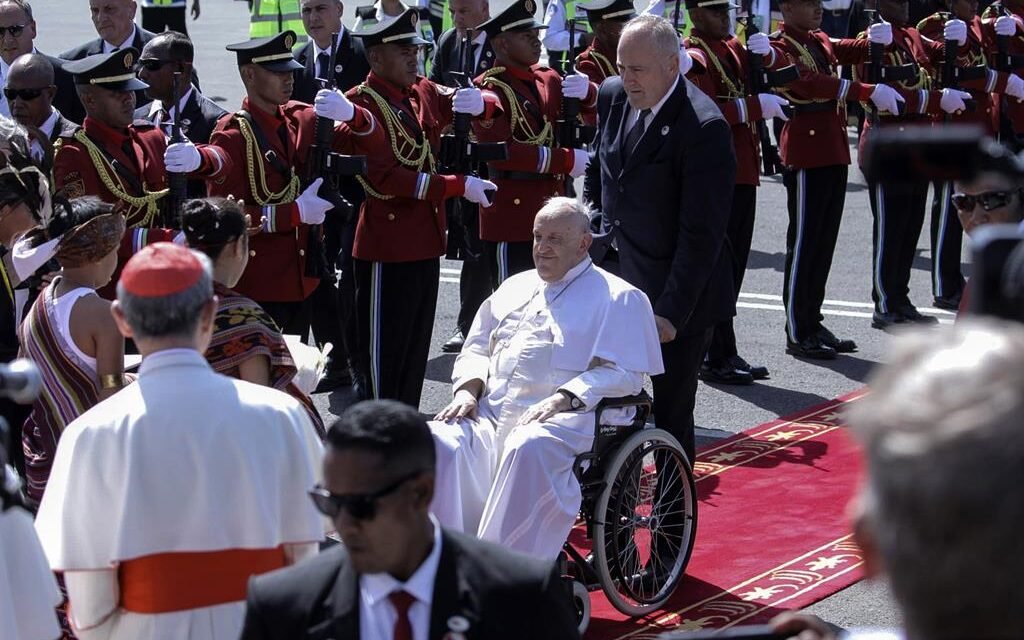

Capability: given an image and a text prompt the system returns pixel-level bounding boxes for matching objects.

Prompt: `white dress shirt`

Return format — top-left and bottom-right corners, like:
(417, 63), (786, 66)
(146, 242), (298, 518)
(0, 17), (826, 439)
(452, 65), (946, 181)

(626, 75), (679, 142)
(0, 55), (10, 118)
(102, 27), (138, 53)
(358, 516), (442, 640)
(149, 85), (194, 134)
(28, 108), (60, 161)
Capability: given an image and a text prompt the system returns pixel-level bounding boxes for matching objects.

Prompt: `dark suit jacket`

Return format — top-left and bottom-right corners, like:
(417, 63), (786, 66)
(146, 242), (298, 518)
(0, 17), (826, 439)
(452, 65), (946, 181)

(239, 530), (581, 640)
(584, 75), (736, 336)
(42, 53), (85, 125)
(428, 28), (496, 86)
(36, 110), (79, 174)
(291, 30), (372, 103)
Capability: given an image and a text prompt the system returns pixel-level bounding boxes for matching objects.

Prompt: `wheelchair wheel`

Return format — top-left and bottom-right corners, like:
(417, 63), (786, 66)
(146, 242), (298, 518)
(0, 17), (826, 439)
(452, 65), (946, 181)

(571, 579), (591, 635)
(592, 428), (697, 616)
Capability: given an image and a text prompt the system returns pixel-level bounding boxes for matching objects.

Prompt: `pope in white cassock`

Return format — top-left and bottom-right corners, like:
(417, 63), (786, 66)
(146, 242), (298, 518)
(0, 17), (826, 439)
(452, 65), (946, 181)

(430, 197), (664, 560)
(33, 244), (326, 640)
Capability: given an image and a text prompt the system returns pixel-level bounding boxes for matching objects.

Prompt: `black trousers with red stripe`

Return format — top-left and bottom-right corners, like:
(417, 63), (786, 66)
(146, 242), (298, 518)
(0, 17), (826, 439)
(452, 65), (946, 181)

(707, 184), (757, 362)
(352, 257), (439, 409)
(782, 165), (848, 342)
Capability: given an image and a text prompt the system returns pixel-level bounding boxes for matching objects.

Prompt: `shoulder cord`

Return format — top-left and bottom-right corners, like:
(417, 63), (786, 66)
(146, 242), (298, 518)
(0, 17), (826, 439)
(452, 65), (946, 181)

(689, 36), (745, 99)
(71, 130), (167, 228)
(480, 67), (554, 146)
(354, 84), (436, 201)
(235, 117), (301, 206)
(589, 50), (617, 79)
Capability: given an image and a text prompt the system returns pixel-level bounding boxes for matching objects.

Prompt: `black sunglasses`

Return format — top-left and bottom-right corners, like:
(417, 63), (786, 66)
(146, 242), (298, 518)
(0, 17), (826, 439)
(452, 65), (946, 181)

(3, 87), (47, 101)
(0, 24), (26, 38)
(308, 469), (425, 520)
(951, 189), (1021, 212)
(137, 58), (179, 72)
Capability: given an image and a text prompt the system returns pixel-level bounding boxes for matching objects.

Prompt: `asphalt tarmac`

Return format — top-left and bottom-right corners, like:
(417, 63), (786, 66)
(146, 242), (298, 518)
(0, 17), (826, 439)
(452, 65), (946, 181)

(33, 0), (942, 631)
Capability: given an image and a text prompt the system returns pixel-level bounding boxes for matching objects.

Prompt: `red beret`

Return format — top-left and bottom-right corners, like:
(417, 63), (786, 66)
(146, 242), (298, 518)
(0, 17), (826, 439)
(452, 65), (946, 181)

(120, 242), (204, 298)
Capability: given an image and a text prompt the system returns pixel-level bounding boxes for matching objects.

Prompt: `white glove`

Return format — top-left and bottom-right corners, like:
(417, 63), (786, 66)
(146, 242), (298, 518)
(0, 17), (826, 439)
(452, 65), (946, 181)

(944, 19), (967, 46)
(314, 88), (355, 122)
(747, 32), (771, 56)
(1007, 73), (1024, 100)
(758, 93), (790, 121)
(940, 88), (971, 113)
(995, 15), (1019, 37)
(562, 73), (591, 100)
(569, 148), (591, 178)
(164, 141), (201, 173)
(869, 84), (905, 114)
(463, 176), (497, 207)
(296, 177), (331, 225)
(679, 45), (693, 75)
(868, 20), (893, 45)
(452, 87), (484, 115)
(173, 231), (186, 245)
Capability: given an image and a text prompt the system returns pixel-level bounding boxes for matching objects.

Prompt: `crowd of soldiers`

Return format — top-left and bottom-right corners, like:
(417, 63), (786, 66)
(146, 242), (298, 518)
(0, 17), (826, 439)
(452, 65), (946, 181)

(2, 0), (1023, 411)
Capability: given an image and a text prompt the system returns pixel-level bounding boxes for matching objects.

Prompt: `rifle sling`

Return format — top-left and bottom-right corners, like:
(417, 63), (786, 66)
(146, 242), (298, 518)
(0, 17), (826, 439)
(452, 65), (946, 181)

(235, 110), (293, 178)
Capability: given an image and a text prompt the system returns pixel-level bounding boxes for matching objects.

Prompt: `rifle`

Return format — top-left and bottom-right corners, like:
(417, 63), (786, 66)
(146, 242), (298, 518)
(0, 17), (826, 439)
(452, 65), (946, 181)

(164, 70), (188, 228)
(437, 29), (508, 257)
(740, 3), (798, 176)
(941, 11), (979, 118)
(555, 18), (596, 149)
(305, 32), (368, 279)
(673, 0), (684, 34)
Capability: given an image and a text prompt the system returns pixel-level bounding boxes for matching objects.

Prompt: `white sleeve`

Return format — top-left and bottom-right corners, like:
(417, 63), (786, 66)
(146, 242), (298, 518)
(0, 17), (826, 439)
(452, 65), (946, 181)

(558, 360), (645, 410)
(65, 569), (119, 639)
(451, 296), (496, 393)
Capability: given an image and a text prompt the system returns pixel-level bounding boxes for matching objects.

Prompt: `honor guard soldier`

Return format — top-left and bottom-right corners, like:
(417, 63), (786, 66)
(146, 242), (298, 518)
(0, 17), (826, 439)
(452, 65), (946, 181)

(982, 0), (1024, 150)
(53, 48), (230, 297)
(474, 0), (596, 282)
(853, 2), (1012, 331)
(208, 30), (375, 338)
(918, 6), (1024, 310)
(575, 0), (636, 86)
(682, 0), (789, 384)
(347, 9), (499, 407)
(768, 0), (900, 358)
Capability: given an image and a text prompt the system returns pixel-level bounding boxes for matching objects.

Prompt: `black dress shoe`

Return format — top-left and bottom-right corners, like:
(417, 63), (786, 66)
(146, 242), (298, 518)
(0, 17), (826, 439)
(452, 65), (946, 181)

(786, 335), (838, 360)
(730, 354), (769, 380)
(899, 306), (939, 325)
(933, 293), (962, 311)
(816, 327), (858, 353)
(699, 360), (754, 385)
(441, 329), (465, 353)
(314, 361), (354, 393)
(871, 311), (905, 331)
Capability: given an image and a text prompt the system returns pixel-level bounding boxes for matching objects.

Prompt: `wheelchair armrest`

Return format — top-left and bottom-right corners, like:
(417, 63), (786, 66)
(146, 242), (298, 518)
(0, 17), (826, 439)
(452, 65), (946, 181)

(595, 391), (652, 430)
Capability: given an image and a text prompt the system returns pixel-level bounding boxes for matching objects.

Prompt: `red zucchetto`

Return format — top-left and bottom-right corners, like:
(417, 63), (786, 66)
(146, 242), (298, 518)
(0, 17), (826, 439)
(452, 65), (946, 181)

(120, 242), (203, 297)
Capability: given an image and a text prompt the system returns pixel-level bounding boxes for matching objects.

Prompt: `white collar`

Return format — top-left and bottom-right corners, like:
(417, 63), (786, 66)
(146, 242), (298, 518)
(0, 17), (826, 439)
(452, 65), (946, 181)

(39, 108), (59, 138)
(360, 515), (443, 609)
(149, 85), (195, 119)
(634, 74), (679, 121)
(545, 255), (592, 286)
(313, 25), (347, 59)
(139, 348), (210, 375)
(104, 26), (137, 53)
(472, 30), (487, 46)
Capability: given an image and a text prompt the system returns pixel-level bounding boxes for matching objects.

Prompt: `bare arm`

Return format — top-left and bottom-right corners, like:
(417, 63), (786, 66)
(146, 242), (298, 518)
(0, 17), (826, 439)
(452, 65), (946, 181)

(237, 354), (273, 387)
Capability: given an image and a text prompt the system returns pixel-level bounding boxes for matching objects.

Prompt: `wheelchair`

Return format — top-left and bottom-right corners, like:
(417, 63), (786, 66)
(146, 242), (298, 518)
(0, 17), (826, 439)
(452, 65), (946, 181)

(559, 392), (698, 635)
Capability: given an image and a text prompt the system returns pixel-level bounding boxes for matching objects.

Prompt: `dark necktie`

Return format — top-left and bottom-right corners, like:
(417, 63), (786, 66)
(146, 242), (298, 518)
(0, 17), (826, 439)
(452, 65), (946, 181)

(317, 51), (330, 80)
(622, 108), (651, 163)
(389, 590), (416, 640)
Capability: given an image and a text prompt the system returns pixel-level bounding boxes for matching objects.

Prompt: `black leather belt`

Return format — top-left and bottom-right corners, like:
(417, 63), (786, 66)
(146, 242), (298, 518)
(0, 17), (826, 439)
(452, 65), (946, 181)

(489, 169), (554, 181)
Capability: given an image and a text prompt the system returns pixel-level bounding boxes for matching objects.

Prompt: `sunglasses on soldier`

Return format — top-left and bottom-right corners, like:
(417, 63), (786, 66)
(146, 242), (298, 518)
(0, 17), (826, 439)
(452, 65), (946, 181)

(308, 469), (425, 520)
(951, 189), (1022, 212)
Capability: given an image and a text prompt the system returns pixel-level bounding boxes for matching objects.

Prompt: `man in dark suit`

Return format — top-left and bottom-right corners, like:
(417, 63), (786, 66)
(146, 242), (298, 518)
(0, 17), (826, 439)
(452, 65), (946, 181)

(59, 0), (159, 109)
(293, 0), (373, 391)
(240, 400), (580, 640)
(584, 13), (735, 461)
(5, 54), (77, 172)
(0, 0), (83, 123)
(428, 0), (497, 354)
(134, 32), (226, 198)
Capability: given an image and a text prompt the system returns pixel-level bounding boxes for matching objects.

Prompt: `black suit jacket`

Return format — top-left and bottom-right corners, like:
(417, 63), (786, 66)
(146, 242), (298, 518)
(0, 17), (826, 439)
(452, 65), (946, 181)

(239, 530), (581, 640)
(292, 30), (372, 103)
(428, 28), (496, 85)
(42, 53), (85, 125)
(584, 75), (736, 336)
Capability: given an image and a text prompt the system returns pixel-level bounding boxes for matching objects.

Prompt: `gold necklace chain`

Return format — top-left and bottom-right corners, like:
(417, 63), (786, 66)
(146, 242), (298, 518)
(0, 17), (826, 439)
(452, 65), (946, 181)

(72, 130), (167, 227)
(235, 117), (300, 206)
(480, 68), (554, 146)
(689, 36), (745, 99)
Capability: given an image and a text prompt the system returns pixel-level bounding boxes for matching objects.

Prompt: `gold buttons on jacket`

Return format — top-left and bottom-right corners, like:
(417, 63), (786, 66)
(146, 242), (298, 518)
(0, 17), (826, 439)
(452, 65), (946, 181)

(249, 250), (256, 257)
(299, 249), (305, 256)
(809, 129), (815, 136)
(513, 198), (521, 205)
(387, 213), (396, 220)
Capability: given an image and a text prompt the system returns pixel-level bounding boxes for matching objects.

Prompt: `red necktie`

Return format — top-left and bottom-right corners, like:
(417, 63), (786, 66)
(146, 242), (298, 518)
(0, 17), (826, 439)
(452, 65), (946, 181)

(389, 590), (416, 640)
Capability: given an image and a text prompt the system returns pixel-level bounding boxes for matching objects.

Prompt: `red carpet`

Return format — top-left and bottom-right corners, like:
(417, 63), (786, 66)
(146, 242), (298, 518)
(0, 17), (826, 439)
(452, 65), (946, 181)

(583, 389), (869, 639)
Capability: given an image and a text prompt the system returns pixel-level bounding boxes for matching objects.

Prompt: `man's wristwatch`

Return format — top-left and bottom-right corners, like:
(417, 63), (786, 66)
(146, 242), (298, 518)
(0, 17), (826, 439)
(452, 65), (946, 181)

(558, 389), (585, 411)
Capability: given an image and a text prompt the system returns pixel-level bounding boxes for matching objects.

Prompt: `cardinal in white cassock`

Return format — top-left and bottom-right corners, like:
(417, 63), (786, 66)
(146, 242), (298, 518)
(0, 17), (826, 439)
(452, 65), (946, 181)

(430, 197), (664, 560)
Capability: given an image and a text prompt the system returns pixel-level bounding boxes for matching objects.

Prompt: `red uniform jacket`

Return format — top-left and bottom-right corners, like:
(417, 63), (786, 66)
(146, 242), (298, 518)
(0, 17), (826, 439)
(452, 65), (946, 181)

(982, 2), (1024, 136)
(918, 13), (1002, 134)
(473, 64), (596, 243)
(769, 24), (875, 169)
(685, 29), (768, 186)
(52, 116), (228, 297)
(854, 26), (1007, 167)
(576, 39), (617, 127)
(345, 73), (499, 263)
(208, 99), (374, 301)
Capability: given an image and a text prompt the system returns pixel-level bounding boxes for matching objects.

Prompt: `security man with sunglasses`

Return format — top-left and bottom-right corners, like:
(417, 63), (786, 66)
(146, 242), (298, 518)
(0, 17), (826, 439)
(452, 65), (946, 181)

(4, 54), (77, 171)
(52, 48), (232, 298)
(240, 399), (581, 640)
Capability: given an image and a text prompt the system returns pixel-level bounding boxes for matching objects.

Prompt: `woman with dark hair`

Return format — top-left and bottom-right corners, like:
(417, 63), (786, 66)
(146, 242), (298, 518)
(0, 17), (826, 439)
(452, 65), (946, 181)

(182, 198), (325, 438)
(15, 196), (126, 504)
